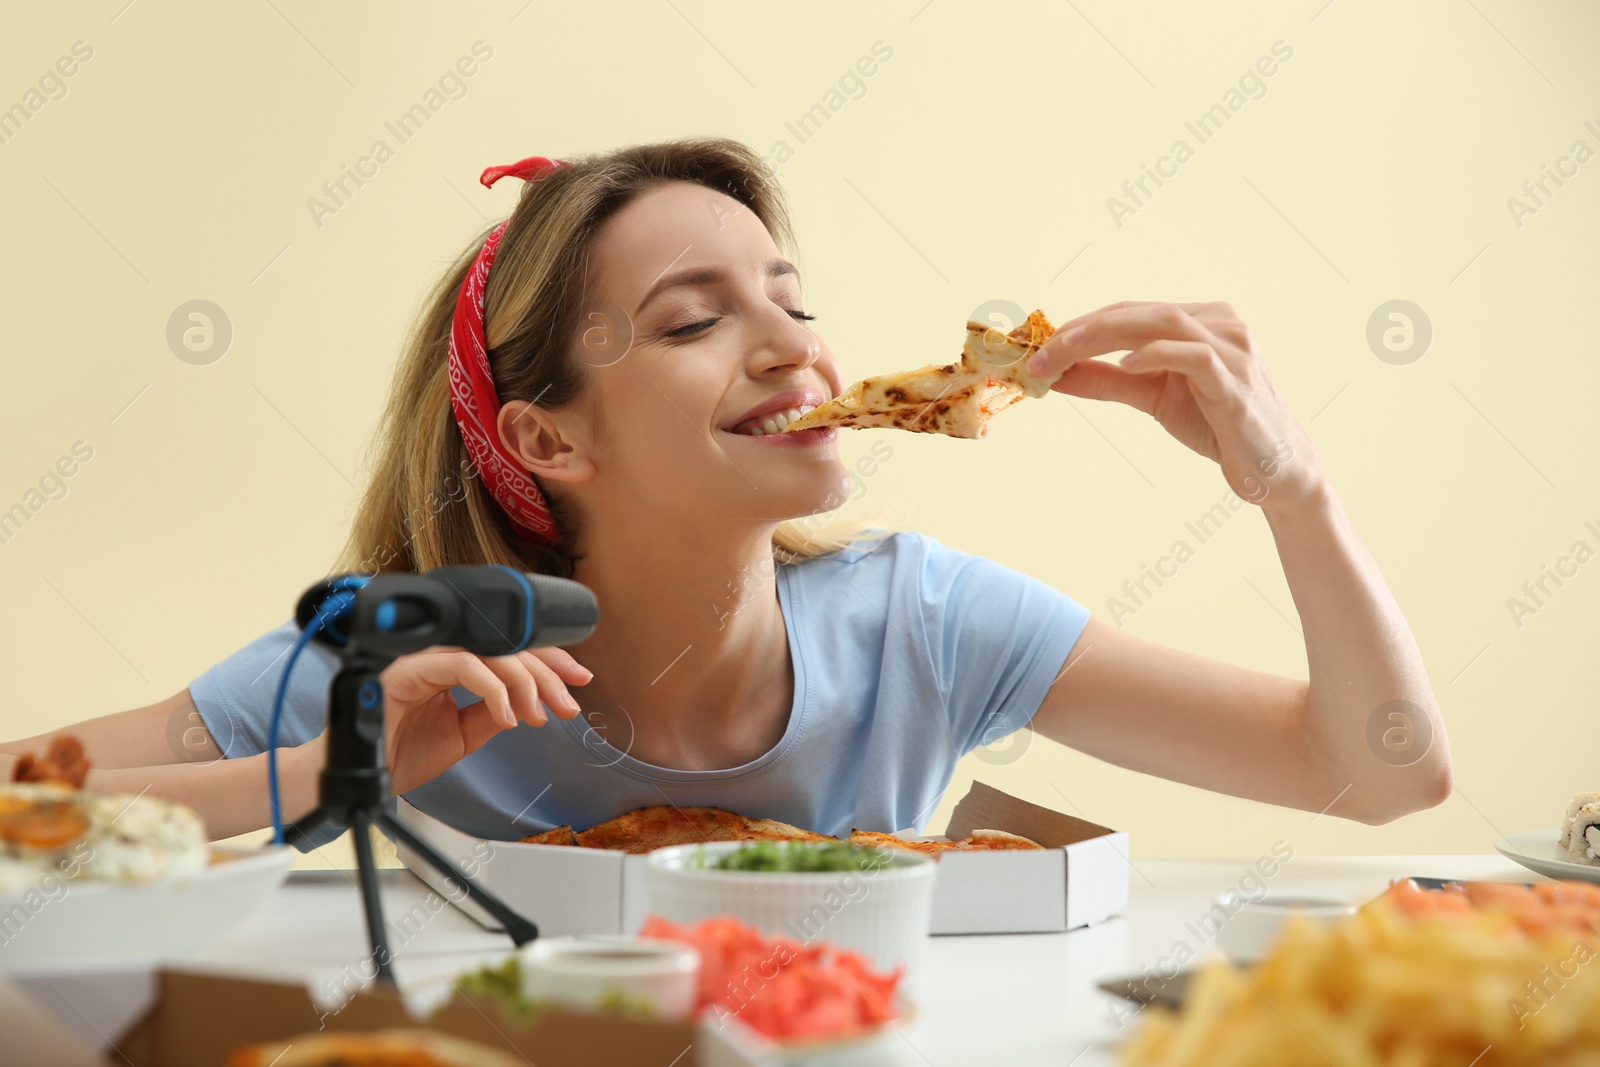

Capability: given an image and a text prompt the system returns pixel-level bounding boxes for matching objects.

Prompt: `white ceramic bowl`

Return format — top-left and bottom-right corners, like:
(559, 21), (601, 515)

(519, 935), (699, 1021)
(1211, 890), (1357, 962)
(645, 841), (935, 985)
(0, 845), (293, 972)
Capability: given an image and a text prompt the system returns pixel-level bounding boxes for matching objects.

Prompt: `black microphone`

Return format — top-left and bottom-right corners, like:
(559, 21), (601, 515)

(296, 565), (598, 657)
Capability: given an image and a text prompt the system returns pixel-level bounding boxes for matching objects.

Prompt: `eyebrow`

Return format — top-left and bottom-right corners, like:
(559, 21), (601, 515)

(634, 257), (799, 317)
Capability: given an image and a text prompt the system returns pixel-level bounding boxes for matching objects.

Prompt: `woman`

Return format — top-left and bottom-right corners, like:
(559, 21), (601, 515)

(0, 137), (1452, 847)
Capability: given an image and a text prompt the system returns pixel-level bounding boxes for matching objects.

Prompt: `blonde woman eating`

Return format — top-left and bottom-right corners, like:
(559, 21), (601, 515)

(0, 138), (1452, 847)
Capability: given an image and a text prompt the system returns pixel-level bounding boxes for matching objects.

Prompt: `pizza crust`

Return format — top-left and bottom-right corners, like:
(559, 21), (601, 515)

(227, 1027), (528, 1067)
(847, 827), (1044, 856)
(572, 805), (833, 854)
(783, 309), (1059, 440)
(506, 806), (1045, 855)
(517, 825), (576, 846)
(959, 828), (1047, 851)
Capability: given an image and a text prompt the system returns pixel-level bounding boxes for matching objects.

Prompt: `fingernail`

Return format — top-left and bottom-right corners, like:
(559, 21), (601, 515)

(1063, 325), (1086, 346)
(562, 692), (581, 713)
(1121, 351), (1141, 368)
(1027, 351), (1050, 374)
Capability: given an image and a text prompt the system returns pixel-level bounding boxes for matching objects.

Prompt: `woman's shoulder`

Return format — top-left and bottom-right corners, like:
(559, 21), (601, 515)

(784, 527), (937, 568)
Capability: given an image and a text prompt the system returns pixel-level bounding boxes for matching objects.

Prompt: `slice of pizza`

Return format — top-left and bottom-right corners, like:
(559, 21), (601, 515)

(517, 825), (576, 846)
(953, 828), (1046, 851)
(575, 805), (837, 854)
(227, 1028), (526, 1067)
(847, 830), (958, 855)
(782, 309), (1060, 440)
(848, 828), (1045, 855)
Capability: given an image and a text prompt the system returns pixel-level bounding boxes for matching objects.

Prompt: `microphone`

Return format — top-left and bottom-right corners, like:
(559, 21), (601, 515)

(296, 565), (599, 656)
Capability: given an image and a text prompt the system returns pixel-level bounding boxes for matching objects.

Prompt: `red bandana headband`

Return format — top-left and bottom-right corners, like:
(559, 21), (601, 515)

(446, 155), (568, 545)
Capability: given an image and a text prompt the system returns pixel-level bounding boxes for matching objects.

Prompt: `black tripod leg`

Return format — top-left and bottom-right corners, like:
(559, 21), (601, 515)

(379, 811), (539, 946)
(350, 810), (396, 985)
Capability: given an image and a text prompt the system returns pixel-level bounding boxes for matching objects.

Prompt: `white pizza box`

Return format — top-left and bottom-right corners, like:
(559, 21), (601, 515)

(393, 781), (1128, 938)
(393, 796), (652, 937)
(928, 780), (1130, 934)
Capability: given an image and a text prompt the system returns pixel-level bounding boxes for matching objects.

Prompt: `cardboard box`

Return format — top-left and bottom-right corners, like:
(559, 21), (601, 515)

(394, 781), (1128, 938)
(931, 780), (1130, 933)
(0, 966), (750, 1067)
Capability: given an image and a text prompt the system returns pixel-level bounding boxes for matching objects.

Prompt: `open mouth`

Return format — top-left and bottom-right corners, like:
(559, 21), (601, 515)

(724, 402), (821, 437)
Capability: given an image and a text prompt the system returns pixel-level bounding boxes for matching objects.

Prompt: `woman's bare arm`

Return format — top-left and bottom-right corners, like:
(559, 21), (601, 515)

(74, 735), (325, 840)
(0, 689), (223, 771)
(1024, 300), (1452, 825)
(1032, 486), (1452, 825)
(1, 647), (590, 840)
(1, 687), (320, 840)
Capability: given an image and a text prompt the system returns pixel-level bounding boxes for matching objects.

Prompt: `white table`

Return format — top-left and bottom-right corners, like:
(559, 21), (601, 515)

(185, 853), (1531, 1065)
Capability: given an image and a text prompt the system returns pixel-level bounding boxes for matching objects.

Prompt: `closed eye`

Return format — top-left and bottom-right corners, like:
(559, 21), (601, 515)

(665, 309), (816, 339)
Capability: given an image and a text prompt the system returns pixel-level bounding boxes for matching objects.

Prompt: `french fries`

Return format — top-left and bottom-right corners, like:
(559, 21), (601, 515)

(1120, 898), (1600, 1066)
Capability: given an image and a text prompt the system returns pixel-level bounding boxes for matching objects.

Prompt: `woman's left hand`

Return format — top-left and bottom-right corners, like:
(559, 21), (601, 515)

(1026, 300), (1325, 512)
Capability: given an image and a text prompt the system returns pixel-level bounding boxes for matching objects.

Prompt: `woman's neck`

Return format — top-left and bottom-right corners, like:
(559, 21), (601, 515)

(562, 521), (795, 769)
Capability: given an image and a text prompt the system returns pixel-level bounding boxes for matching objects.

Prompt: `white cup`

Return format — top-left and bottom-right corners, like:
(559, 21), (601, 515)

(1211, 891), (1357, 962)
(519, 935), (700, 1021)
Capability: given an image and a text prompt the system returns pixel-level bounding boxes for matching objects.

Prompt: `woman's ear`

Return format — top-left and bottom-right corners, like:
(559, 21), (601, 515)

(496, 400), (595, 485)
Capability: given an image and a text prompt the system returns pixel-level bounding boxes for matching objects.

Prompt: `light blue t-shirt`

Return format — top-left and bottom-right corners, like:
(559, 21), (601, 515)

(190, 530), (1091, 851)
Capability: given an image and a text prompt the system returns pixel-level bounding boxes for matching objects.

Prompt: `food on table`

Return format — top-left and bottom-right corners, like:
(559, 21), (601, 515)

(640, 913), (902, 1041)
(1118, 880), (1600, 1066)
(570, 806), (834, 854)
(451, 954), (655, 1023)
(1377, 875), (1600, 937)
(518, 824), (576, 846)
(0, 787), (88, 850)
(11, 735), (89, 788)
(0, 734), (208, 894)
(515, 804), (1045, 856)
(1560, 792), (1600, 866)
(848, 827), (1046, 854)
(697, 839), (892, 873)
(227, 1028), (527, 1067)
(781, 309), (1061, 440)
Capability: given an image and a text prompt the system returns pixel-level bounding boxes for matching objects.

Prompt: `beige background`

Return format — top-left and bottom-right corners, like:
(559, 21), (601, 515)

(1, 1), (1595, 873)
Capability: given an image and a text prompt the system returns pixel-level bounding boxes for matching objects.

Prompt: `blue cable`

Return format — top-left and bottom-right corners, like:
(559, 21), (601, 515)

(268, 581), (364, 846)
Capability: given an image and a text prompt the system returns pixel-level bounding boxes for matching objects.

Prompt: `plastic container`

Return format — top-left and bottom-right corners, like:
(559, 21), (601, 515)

(644, 841), (935, 985)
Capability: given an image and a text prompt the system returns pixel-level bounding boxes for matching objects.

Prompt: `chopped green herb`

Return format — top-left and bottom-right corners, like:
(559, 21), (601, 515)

(596, 987), (658, 1018)
(451, 954), (661, 1022)
(696, 840), (893, 873)
(452, 955), (544, 1024)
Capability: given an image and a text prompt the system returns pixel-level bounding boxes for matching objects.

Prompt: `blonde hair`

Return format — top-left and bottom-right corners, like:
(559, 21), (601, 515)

(337, 136), (892, 579)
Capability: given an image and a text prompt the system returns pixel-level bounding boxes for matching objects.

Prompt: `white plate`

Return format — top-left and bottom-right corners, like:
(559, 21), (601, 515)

(0, 845), (293, 972)
(716, 999), (918, 1067)
(1494, 829), (1600, 885)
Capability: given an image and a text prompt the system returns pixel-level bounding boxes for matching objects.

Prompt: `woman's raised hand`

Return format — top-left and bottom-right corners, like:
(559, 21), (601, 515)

(379, 646), (591, 795)
(1028, 300), (1326, 512)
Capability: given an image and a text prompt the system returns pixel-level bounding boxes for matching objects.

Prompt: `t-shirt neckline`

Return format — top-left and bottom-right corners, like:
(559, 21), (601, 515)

(551, 562), (808, 783)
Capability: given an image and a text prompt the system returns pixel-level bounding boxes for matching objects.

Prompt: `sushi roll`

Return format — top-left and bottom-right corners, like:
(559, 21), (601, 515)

(1561, 793), (1600, 866)
(1559, 792), (1600, 851)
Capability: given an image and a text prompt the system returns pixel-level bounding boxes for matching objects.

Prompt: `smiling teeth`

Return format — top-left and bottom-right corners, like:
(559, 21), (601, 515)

(738, 404), (817, 435)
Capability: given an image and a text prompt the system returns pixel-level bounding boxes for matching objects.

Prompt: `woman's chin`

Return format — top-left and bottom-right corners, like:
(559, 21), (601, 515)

(794, 467), (863, 519)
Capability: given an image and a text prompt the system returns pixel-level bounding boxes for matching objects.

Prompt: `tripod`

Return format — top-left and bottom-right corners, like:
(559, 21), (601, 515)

(282, 647), (538, 985)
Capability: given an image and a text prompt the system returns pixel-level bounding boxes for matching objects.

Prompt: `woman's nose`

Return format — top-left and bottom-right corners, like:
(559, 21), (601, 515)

(752, 313), (821, 374)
